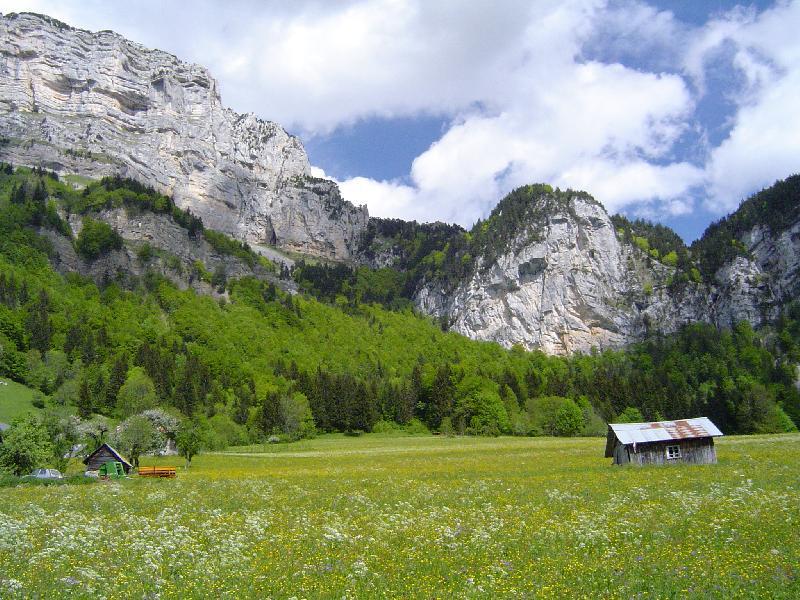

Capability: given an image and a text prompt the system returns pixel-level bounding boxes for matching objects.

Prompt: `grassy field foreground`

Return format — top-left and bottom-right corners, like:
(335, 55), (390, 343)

(1, 434), (799, 598)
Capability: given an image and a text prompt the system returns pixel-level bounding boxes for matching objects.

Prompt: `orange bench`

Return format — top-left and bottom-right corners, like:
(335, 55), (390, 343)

(138, 466), (177, 478)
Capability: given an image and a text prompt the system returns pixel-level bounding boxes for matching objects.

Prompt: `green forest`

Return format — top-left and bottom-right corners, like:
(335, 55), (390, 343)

(0, 164), (798, 473)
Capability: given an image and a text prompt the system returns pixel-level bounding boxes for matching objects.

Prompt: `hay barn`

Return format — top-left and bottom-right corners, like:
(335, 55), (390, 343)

(605, 417), (723, 465)
(83, 442), (134, 474)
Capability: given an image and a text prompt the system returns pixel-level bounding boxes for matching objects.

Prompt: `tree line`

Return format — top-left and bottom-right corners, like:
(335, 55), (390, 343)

(0, 164), (797, 481)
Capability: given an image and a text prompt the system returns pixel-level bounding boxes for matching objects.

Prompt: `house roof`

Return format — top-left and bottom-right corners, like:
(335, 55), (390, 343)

(83, 442), (133, 469)
(605, 417), (723, 457)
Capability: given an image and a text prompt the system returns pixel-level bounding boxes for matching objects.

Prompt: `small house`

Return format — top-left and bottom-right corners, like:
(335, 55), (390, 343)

(83, 443), (134, 474)
(605, 417), (723, 465)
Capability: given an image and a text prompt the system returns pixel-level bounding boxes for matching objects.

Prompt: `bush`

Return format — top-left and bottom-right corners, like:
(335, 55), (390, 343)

(207, 413), (248, 448)
(453, 376), (510, 435)
(75, 217), (123, 260)
(577, 396), (607, 436)
(553, 401), (583, 436)
(0, 474), (99, 488)
(755, 403), (798, 434)
(439, 416), (455, 436)
(527, 396), (584, 436)
(615, 407), (645, 423)
(372, 419), (404, 434)
(404, 418), (431, 435)
(136, 243), (154, 264)
(0, 414), (53, 475)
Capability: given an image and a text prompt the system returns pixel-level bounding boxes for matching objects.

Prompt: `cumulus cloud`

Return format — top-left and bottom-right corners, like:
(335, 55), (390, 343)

(1, 0), (797, 230)
(687, 1), (800, 212)
(335, 3), (708, 226)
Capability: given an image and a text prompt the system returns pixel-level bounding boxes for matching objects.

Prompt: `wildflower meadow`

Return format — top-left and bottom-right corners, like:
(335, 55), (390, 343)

(1, 433), (798, 598)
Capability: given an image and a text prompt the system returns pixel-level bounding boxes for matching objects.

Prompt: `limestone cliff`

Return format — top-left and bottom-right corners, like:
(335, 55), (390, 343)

(41, 207), (295, 297)
(412, 187), (800, 355)
(3, 12), (796, 356)
(0, 12), (368, 259)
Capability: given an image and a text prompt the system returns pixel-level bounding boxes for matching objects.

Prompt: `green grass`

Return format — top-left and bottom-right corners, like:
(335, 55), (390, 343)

(60, 173), (96, 189)
(1, 434), (799, 598)
(0, 379), (39, 424)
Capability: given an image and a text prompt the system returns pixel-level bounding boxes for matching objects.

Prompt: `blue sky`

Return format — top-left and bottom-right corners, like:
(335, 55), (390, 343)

(1, 0), (798, 241)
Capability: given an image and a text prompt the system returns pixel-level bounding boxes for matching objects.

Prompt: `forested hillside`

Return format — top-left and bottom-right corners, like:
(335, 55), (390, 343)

(0, 164), (798, 452)
(692, 174), (800, 278)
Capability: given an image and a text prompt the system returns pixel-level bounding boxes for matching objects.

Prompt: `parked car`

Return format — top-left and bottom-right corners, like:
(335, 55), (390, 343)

(24, 468), (64, 480)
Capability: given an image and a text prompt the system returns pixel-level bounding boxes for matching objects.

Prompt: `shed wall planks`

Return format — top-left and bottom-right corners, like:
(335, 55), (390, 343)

(612, 438), (716, 465)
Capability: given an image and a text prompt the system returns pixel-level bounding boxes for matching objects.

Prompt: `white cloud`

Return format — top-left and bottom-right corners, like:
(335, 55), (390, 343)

(1, 0), (797, 232)
(706, 69), (800, 211)
(339, 177), (420, 220)
(341, 48), (704, 226)
(688, 0), (800, 212)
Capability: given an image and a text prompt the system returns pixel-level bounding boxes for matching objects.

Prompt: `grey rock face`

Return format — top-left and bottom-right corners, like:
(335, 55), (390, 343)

(710, 221), (800, 328)
(414, 195), (659, 354)
(415, 193), (799, 355)
(0, 12), (367, 259)
(44, 208), (294, 296)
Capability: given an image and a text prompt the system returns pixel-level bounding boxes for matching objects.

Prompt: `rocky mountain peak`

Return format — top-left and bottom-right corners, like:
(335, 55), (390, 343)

(413, 179), (800, 354)
(0, 11), (368, 260)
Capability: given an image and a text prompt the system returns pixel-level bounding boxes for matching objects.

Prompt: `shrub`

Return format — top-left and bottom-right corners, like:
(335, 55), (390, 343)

(615, 406), (645, 423)
(405, 418), (431, 435)
(553, 401), (583, 436)
(207, 413), (248, 448)
(372, 419), (404, 434)
(75, 217), (122, 260)
(662, 251), (678, 267)
(0, 414), (53, 475)
(527, 396), (584, 436)
(136, 243), (154, 264)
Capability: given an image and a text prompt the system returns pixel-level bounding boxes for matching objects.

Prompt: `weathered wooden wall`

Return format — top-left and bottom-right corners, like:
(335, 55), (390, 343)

(85, 447), (132, 473)
(612, 438), (716, 465)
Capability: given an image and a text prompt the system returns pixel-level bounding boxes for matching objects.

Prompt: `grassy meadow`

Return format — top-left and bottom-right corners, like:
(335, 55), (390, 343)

(1, 434), (799, 598)
(0, 379), (38, 423)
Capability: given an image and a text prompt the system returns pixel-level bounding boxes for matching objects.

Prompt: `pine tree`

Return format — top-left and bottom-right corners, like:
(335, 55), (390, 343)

(106, 353), (129, 410)
(11, 182), (26, 205)
(427, 363), (454, 429)
(64, 323), (83, 358)
(81, 329), (97, 363)
(77, 375), (93, 418)
(410, 363), (424, 419)
(234, 381), (254, 425)
(26, 289), (52, 353)
(260, 391), (282, 435)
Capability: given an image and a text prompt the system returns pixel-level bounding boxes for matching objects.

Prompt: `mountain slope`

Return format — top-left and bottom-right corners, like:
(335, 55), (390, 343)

(0, 12), (368, 259)
(1, 11), (798, 357)
(412, 186), (701, 354)
(1, 164), (798, 436)
(355, 178), (800, 354)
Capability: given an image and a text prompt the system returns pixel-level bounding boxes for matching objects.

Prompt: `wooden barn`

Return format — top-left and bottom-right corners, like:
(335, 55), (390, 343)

(83, 443), (134, 474)
(605, 417), (723, 465)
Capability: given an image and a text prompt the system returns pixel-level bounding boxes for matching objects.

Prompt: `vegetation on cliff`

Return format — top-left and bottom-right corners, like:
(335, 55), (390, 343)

(691, 174), (800, 278)
(0, 164), (798, 456)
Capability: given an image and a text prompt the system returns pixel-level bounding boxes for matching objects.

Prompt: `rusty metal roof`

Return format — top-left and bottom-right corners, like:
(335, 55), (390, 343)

(605, 417), (723, 456)
(610, 417), (723, 444)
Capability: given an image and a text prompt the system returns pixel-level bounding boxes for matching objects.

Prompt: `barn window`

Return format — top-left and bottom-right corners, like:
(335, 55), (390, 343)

(666, 445), (681, 460)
